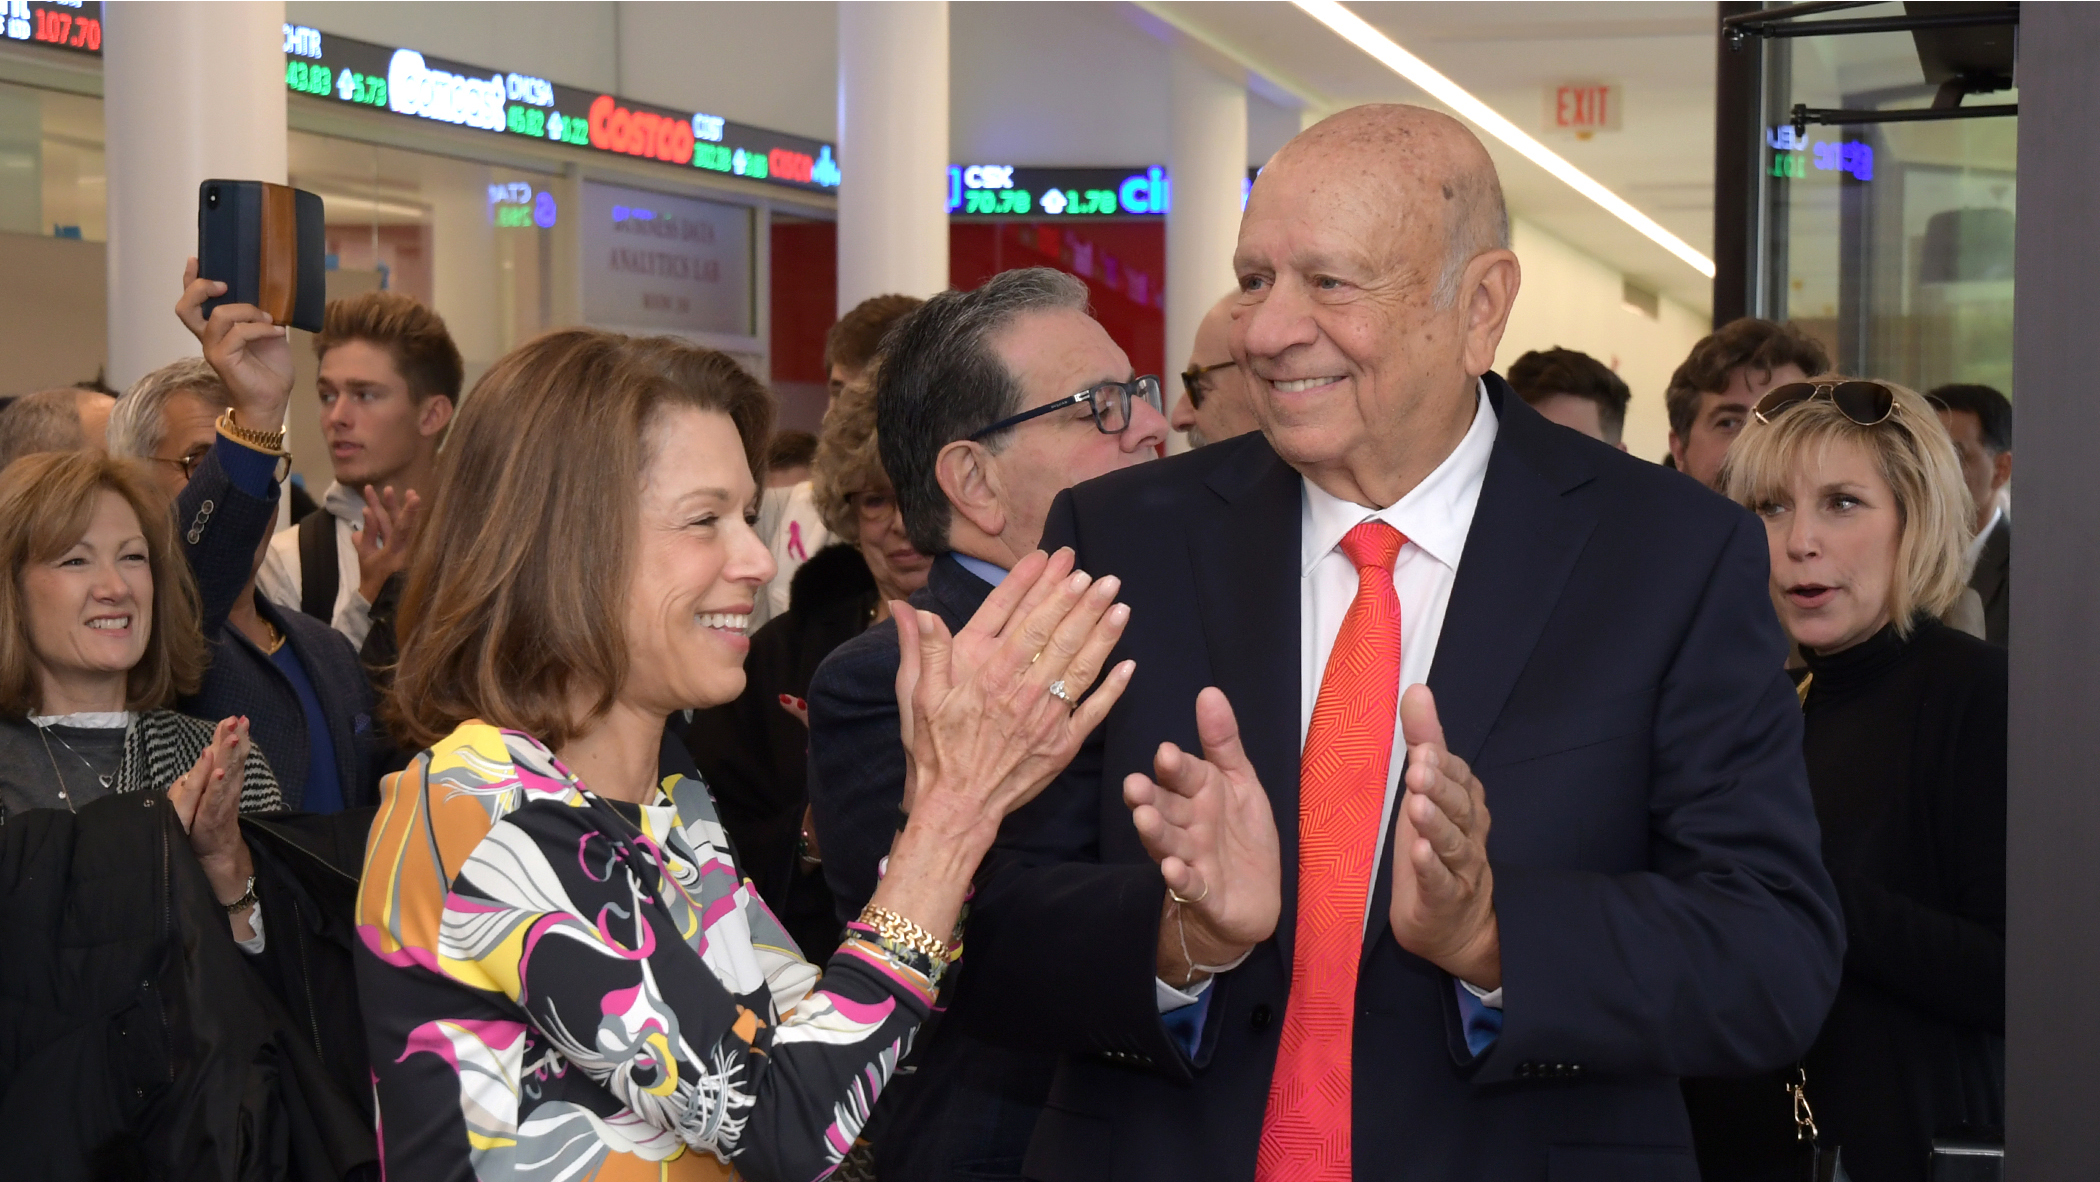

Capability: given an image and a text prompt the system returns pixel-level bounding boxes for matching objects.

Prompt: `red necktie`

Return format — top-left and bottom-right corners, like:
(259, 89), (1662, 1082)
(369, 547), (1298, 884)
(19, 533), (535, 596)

(1258, 520), (1406, 1181)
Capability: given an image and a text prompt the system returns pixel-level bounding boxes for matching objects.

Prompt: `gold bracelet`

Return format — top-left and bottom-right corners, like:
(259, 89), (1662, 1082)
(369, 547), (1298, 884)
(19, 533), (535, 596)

(216, 408), (288, 454)
(858, 904), (951, 962)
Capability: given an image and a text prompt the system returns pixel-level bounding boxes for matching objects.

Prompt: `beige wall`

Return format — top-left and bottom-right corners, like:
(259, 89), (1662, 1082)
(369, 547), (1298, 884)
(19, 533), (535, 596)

(0, 230), (107, 395)
(1496, 217), (1708, 465)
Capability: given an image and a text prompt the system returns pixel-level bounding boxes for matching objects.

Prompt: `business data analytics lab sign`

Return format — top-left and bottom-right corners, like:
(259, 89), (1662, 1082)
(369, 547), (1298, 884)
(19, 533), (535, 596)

(581, 181), (754, 339)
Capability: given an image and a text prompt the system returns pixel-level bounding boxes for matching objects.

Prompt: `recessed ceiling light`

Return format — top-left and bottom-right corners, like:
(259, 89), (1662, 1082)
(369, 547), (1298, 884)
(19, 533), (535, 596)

(1292, 0), (1717, 280)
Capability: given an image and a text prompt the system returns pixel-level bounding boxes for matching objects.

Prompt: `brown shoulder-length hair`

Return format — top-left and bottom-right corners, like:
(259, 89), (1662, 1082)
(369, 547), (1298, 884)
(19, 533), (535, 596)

(386, 329), (774, 751)
(0, 451), (205, 714)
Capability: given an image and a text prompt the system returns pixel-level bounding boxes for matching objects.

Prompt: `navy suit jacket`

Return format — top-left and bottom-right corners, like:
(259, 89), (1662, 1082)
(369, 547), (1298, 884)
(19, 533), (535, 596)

(175, 446), (392, 809)
(807, 554), (1062, 1180)
(960, 376), (1845, 1182)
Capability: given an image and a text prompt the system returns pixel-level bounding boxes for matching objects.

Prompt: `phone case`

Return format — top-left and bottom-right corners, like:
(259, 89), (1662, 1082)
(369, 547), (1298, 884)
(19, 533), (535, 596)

(197, 180), (327, 333)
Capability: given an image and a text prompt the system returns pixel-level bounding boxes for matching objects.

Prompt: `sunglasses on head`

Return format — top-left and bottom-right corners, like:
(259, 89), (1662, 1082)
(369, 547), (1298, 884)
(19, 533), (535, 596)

(1752, 380), (1896, 427)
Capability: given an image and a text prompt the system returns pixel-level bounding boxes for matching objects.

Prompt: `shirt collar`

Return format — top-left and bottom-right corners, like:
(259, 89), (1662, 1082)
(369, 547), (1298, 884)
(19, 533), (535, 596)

(951, 552), (1009, 587)
(1964, 505), (2003, 571)
(1300, 378), (1499, 575)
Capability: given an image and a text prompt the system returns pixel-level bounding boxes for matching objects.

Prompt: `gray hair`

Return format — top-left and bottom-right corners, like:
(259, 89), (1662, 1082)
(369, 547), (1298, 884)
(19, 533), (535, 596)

(0, 388), (104, 471)
(1432, 172), (1511, 308)
(875, 267), (1091, 555)
(107, 357), (231, 462)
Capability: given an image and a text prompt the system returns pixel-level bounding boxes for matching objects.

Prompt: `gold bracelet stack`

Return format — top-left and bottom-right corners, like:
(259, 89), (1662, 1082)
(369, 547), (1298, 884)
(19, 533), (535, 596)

(859, 904), (951, 962)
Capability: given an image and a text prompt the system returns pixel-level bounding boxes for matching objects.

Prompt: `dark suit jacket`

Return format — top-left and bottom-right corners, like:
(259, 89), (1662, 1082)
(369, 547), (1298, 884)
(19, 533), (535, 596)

(807, 553), (1061, 1181)
(960, 376), (1845, 1182)
(1970, 516), (2009, 646)
(176, 445), (392, 810)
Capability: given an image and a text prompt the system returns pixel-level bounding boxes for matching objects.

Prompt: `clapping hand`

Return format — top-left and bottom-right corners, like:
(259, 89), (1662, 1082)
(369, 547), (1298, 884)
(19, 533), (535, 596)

(1388, 685), (1500, 989)
(1124, 688), (1282, 984)
(174, 258), (292, 433)
(167, 717), (260, 939)
(893, 548), (1133, 830)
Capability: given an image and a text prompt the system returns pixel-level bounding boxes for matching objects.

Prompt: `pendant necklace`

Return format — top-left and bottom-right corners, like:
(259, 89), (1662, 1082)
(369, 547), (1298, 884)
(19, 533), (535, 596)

(36, 722), (113, 813)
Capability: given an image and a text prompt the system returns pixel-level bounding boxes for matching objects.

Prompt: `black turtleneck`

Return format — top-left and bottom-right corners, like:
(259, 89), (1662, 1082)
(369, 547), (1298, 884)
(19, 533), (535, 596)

(1795, 616), (2006, 1181)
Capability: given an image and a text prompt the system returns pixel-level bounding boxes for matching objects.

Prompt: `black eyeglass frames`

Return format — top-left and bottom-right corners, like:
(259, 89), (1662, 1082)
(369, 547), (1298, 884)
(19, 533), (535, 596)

(1180, 361), (1235, 409)
(1752, 380), (1896, 427)
(968, 375), (1164, 441)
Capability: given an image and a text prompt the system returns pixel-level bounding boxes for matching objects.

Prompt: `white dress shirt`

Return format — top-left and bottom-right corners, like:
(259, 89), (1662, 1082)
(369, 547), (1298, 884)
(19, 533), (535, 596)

(1964, 505), (2003, 575)
(1160, 380), (1501, 1011)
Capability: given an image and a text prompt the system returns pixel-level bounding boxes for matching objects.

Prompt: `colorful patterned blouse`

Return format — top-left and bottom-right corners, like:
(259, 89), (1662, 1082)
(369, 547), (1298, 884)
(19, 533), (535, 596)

(355, 721), (934, 1182)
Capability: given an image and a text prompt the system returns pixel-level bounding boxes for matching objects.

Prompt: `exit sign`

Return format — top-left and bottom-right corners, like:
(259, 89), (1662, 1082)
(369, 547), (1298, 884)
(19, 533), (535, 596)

(1545, 82), (1621, 137)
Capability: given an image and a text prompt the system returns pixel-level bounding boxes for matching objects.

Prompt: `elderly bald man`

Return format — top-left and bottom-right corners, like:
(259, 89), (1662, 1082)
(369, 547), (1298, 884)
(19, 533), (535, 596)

(957, 105), (1841, 1181)
(0, 386), (116, 470)
(1173, 291), (1262, 447)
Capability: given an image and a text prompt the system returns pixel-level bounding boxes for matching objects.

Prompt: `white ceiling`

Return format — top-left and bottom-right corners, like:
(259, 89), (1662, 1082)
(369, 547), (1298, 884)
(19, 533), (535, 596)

(1137, 1), (1720, 313)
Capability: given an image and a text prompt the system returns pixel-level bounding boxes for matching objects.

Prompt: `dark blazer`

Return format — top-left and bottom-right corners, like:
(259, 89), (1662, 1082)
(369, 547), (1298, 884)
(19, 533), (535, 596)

(807, 552), (1060, 1182)
(177, 445), (392, 810)
(961, 376), (1846, 1182)
(1970, 516), (2009, 646)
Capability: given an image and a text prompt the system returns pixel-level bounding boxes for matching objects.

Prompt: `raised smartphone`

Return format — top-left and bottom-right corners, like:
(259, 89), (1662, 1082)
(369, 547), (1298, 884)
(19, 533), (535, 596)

(197, 179), (326, 332)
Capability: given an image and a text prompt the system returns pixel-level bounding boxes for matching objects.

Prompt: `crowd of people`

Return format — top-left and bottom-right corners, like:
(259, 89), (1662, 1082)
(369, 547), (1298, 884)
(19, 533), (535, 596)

(0, 101), (2007, 1182)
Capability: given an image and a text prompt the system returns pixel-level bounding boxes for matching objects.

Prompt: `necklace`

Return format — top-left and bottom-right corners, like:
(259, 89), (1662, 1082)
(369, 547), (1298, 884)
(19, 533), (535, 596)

(35, 723), (112, 812)
(252, 615), (286, 655)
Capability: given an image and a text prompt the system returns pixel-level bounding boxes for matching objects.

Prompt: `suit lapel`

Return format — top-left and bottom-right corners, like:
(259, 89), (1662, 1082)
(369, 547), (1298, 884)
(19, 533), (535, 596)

(1364, 381), (1599, 959)
(1186, 436), (1306, 960)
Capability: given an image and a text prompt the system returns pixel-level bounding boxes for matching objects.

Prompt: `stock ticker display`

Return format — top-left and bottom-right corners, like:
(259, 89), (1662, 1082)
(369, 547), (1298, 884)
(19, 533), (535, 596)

(7, 11), (841, 197)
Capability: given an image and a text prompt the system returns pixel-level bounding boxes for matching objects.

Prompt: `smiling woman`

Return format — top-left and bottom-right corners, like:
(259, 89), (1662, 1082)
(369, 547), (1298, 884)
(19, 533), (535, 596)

(0, 451), (283, 941)
(362, 328), (1134, 1181)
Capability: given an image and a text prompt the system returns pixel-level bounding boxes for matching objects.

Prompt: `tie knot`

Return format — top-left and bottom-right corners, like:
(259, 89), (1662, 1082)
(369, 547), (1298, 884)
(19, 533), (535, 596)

(1339, 520), (1405, 572)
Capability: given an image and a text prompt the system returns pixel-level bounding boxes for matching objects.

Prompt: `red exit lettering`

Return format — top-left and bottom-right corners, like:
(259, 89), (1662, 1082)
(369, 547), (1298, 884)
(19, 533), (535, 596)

(1547, 82), (1620, 134)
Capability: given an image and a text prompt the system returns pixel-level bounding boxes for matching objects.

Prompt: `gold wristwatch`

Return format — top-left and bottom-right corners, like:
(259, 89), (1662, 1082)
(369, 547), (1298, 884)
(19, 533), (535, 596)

(215, 409), (292, 482)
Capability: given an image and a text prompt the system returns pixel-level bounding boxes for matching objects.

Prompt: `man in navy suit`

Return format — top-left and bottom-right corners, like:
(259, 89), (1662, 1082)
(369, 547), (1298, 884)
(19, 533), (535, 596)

(955, 104), (1844, 1181)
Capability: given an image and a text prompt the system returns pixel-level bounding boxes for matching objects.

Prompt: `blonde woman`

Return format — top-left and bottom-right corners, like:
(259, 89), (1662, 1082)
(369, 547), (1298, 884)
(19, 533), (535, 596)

(1709, 378), (2003, 1181)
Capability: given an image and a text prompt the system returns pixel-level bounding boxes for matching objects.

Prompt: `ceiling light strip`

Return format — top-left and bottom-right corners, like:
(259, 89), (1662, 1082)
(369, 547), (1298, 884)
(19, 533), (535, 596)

(1292, 0), (1717, 280)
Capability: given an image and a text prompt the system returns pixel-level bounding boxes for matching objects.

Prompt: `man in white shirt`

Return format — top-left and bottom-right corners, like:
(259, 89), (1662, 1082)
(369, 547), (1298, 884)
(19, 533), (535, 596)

(256, 291), (458, 649)
(960, 103), (1842, 1182)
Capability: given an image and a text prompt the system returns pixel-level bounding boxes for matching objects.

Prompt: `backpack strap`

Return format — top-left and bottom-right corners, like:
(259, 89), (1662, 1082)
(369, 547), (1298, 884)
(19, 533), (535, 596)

(297, 509), (340, 624)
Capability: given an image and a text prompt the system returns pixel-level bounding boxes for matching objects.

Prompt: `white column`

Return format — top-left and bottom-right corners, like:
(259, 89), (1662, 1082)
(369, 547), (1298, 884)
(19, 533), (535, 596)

(1166, 47), (1247, 453)
(836, 1), (949, 313)
(104, 1), (286, 388)
(426, 157), (501, 388)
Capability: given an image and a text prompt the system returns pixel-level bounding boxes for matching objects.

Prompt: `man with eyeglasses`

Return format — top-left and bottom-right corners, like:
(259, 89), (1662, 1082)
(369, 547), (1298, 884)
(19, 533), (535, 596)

(1173, 292), (1261, 448)
(803, 266), (1168, 1181)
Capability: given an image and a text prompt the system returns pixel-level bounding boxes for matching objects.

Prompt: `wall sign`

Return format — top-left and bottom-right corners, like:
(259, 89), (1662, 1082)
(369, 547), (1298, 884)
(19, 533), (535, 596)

(4, 1), (101, 53)
(1544, 81), (1621, 138)
(580, 180), (753, 337)
(949, 166), (1171, 219)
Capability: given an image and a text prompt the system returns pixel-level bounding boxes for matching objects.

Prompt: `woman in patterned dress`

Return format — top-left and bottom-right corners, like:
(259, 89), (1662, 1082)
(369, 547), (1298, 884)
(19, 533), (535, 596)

(356, 329), (1133, 1182)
